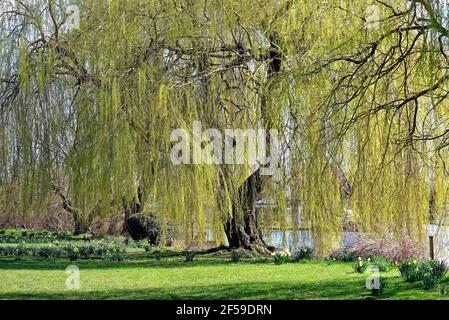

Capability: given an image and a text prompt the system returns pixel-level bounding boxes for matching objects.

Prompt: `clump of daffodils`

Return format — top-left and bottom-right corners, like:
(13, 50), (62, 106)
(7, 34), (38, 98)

(354, 256), (368, 273)
(280, 250), (292, 257)
(273, 250), (291, 265)
(398, 259), (424, 282)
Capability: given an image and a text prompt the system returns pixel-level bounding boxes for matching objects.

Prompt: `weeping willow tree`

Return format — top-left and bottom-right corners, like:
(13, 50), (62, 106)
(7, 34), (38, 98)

(289, 0), (449, 252)
(1, 0), (449, 254)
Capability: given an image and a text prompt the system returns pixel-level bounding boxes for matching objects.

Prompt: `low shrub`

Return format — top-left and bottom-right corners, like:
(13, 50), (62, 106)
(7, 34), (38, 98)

(338, 234), (426, 262)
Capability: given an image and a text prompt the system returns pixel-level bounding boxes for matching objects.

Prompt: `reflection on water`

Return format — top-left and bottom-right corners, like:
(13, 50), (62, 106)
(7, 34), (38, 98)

(265, 230), (313, 250)
(265, 230), (359, 251)
(213, 229), (359, 252)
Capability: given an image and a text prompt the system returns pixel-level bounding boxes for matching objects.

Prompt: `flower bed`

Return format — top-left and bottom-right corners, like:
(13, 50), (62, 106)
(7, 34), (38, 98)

(0, 240), (126, 261)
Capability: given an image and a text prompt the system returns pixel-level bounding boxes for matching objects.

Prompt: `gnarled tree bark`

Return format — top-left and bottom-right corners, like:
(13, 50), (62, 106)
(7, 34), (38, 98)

(224, 169), (272, 254)
(224, 34), (282, 254)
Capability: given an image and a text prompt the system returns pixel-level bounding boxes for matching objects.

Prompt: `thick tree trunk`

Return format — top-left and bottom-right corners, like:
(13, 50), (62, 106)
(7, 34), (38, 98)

(224, 34), (282, 254)
(224, 169), (273, 254)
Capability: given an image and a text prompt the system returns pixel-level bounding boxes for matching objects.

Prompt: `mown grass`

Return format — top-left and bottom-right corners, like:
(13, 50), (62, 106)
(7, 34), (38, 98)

(1, 251), (448, 300)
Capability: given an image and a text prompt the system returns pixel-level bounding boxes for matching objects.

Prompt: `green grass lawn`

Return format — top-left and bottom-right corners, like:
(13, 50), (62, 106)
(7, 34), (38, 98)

(1, 251), (448, 300)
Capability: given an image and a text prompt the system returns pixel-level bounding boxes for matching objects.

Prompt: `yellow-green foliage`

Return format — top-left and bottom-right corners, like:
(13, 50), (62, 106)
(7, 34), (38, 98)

(1, 0), (448, 250)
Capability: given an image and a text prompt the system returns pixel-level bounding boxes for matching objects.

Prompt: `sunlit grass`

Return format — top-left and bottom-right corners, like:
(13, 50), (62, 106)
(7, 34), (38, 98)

(1, 252), (448, 300)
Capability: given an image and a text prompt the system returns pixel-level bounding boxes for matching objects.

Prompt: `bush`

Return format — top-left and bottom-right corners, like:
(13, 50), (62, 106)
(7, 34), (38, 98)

(272, 250), (291, 265)
(125, 213), (174, 245)
(341, 234), (426, 262)
(353, 257), (368, 273)
(292, 247), (313, 261)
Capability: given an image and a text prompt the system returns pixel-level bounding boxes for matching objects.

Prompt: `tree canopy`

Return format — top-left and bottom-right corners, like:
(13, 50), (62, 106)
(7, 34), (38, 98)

(1, 0), (449, 253)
